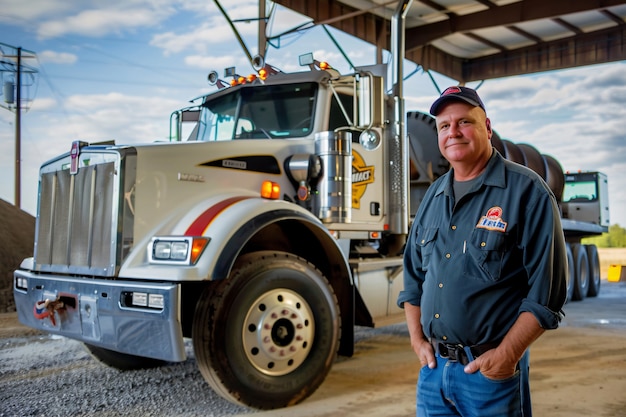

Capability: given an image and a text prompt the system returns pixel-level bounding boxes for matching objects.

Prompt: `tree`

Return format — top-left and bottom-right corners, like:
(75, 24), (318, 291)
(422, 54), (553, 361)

(582, 224), (626, 248)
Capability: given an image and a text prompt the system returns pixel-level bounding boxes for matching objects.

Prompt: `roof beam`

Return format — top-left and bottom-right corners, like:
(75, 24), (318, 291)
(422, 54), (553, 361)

(405, 0), (626, 50)
(409, 24), (626, 82)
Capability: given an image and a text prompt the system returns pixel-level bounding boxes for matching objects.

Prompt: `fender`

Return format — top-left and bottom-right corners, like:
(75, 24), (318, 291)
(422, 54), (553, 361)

(119, 193), (356, 356)
(205, 196), (357, 357)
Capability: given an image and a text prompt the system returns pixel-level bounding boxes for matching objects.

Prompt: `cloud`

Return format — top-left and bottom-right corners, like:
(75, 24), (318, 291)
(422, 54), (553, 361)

(59, 92), (179, 142)
(0, 0), (75, 23)
(37, 7), (174, 38)
(184, 54), (250, 72)
(151, 23), (238, 56)
(28, 97), (59, 112)
(38, 50), (78, 65)
(150, 16), (258, 57)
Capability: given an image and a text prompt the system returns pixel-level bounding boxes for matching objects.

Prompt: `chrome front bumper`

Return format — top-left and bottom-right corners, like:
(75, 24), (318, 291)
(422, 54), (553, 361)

(13, 269), (186, 362)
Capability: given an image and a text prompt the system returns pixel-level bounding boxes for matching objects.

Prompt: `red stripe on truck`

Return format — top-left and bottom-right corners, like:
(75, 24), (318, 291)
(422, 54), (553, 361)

(185, 196), (251, 236)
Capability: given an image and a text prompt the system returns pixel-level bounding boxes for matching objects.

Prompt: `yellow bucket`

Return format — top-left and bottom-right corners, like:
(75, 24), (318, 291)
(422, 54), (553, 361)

(607, 264), (626, 282)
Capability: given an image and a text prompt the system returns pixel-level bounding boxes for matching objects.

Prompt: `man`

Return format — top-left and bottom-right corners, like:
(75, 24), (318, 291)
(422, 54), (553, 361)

(397, 86), (567, 417)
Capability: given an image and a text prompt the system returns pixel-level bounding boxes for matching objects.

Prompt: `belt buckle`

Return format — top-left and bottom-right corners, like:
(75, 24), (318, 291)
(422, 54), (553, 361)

(438, 342), (466, 365)
(447, 344), (460, 362)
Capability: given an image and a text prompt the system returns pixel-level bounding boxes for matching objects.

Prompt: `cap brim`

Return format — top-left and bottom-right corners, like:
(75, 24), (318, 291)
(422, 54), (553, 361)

(430, 96), (483, 116)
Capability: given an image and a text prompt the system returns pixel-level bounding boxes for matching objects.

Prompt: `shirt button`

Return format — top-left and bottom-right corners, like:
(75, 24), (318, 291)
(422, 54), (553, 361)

(451, 225), (457, 230)
(438, 283), (443, 288)
(421, 239), (425, 244)
(481, 242), (486, 247)
(445, 253), (451, 259)
(442, 336), (448, 341)
(434, 313), (440, 319)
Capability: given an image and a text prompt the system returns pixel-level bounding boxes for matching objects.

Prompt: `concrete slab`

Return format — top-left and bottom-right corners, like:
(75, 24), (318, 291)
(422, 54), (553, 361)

(238, 280), (626, 417)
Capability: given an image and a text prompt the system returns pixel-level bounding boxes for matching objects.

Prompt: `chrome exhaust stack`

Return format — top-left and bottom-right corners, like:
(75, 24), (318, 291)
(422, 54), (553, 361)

(389, 0), (413, 235)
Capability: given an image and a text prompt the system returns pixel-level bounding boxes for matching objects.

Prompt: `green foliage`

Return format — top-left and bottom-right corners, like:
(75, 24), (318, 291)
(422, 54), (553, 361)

(582, 224), (626, 248)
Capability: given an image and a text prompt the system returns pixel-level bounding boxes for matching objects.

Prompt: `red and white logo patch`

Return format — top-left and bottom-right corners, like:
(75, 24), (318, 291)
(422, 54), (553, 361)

(476, 206), (507, 232)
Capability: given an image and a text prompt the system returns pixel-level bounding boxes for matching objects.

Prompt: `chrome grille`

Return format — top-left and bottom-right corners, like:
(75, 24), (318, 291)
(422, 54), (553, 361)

(34, 148), (136, 277)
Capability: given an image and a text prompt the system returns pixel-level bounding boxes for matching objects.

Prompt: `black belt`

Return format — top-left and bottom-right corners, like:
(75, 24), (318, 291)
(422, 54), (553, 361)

(430, 339), (499, 366)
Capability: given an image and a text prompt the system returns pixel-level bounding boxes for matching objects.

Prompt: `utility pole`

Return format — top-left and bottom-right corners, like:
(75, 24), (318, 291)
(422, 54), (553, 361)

(1, 43), (38, 209)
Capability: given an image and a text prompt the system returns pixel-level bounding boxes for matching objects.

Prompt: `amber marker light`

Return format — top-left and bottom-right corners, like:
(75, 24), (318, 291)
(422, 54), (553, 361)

(261, 181), (281, 199)
(247, 74), (257, 83)
(319, 61), (330, 70)
(191, 237), (209, 264)
(259, 68), (268, 80)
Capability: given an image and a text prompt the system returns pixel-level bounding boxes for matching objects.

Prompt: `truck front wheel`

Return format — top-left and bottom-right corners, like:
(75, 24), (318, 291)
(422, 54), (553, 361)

(192, 251), (341, 409)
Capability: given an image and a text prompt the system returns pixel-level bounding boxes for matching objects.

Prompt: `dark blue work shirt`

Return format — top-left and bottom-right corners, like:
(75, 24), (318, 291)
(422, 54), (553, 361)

(397, 150), (567, 346)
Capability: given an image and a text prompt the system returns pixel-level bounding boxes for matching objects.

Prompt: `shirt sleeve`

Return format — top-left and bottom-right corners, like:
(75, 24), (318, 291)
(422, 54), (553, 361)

(397, 220), (425, 308)
(518, 186), (567, 329)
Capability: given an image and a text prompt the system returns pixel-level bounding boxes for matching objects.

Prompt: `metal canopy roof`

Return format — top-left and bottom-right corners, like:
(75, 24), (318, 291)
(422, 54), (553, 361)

(273, 0), (626, 83)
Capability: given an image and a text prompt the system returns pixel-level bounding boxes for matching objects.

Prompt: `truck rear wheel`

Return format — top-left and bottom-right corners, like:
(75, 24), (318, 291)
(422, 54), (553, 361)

(84, 344), (166, 370)
(572, 244), (589, 301)
(565, 243), (575, 303)
(585, 244), (601, 297)
(192, 251), (341, 409)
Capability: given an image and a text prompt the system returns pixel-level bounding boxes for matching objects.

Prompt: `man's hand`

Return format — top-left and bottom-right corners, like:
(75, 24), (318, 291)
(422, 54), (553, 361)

(413, 338), (437, 369)
(463, 348), (517, 379)
(404, 303), (437, 369)
(464, 312), (545, 379)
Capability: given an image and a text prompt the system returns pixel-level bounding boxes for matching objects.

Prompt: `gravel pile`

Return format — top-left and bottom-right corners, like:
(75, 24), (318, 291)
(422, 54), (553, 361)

(0, 199), (35, 313)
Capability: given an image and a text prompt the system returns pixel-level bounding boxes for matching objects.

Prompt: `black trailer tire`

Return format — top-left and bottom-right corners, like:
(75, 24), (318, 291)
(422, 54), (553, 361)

(84, 344), (166, 370)
(572, 244), (590, 301)
(192, 251), (341, 410)
(565, 243), (575, 303)
(585, 244), (601, 297)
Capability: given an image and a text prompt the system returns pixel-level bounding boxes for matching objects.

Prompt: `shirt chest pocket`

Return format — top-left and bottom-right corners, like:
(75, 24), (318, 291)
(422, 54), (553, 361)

(465, 230), (508, 281)
(417, 227), (438, 271)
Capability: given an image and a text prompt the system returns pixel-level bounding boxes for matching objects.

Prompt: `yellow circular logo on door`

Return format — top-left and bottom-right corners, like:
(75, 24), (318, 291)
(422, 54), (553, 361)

(352, 150), (375, 209)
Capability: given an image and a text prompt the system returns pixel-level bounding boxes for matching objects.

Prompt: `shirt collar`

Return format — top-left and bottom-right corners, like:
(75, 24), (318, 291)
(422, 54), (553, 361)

(434, 148), (506, 197)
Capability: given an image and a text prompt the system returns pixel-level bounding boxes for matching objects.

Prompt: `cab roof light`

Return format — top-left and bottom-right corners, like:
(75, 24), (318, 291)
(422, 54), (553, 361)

(261, 181), (281, 200)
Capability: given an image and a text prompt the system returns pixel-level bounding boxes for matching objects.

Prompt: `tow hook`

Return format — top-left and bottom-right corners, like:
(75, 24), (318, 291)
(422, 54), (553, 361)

(33, 298), (66, 326)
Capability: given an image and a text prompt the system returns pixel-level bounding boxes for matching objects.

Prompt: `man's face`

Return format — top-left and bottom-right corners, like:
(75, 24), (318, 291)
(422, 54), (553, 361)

(435, 102), (492, 168)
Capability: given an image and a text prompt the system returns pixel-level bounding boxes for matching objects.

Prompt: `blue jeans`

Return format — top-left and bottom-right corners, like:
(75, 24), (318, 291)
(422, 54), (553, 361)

(416, 349), (531, 417)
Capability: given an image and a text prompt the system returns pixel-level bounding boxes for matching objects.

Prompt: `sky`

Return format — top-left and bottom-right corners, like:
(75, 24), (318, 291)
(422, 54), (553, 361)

(1, 0), (625, 227)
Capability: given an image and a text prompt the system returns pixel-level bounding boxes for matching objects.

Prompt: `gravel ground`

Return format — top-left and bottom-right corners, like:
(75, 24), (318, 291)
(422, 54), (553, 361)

(2, 282), (626, 417)
(0, 316), (407, 417)
(0, 331), (253, 417)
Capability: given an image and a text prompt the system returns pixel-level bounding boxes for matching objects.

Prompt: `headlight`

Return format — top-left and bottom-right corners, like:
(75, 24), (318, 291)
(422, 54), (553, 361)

(149, 237), (209, 265)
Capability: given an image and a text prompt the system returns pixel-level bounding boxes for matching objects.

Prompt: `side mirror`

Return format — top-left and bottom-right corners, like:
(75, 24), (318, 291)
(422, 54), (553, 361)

(357, 73), (384, 128)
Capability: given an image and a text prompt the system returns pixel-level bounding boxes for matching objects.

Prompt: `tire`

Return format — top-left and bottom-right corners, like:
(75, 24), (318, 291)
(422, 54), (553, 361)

(565, 243), (575, 303)
(571, 244), (589, 301)
(84, 344), (166, 370)
(192, 251), (341, 409)
(585, 244), (601, 297)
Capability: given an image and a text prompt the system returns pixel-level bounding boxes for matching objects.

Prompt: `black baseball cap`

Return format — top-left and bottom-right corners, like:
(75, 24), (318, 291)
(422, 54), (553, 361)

(430, 86), (486, 116)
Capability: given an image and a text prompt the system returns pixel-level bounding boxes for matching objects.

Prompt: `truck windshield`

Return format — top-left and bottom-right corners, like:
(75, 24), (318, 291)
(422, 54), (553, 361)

(195, 82), (318, 141)
(563, 180), (598, 202)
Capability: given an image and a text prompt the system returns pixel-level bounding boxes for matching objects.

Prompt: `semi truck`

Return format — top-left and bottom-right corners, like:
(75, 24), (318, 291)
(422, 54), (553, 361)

(13, 0), (608, 410)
